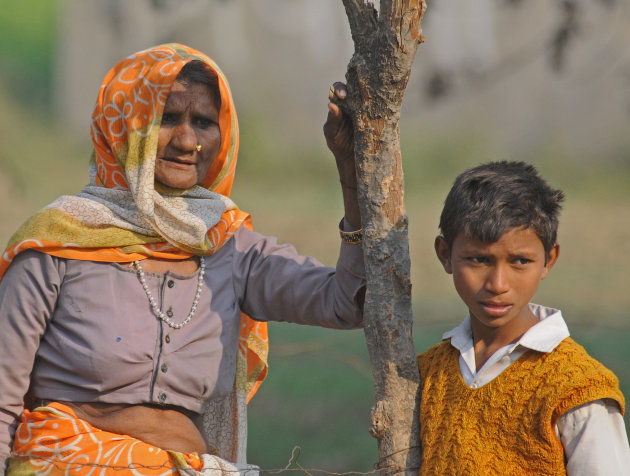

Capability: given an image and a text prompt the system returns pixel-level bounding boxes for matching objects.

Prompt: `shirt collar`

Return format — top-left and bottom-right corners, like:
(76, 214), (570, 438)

(518, 304), (569, 352)
(443, 303), (570, 354)
(443, 316), (474, 354)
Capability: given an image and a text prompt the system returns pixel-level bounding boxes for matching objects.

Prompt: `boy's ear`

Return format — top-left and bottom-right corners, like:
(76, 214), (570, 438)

(541, 242), (560, 279)
(434, 236), (453, 274)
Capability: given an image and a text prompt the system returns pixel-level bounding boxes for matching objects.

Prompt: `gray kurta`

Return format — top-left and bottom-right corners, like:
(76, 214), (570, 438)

(0, 226), (365, 465)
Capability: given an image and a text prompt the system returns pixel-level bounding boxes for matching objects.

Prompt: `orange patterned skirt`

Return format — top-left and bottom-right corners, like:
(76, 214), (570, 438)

(7, 402), (215, 475)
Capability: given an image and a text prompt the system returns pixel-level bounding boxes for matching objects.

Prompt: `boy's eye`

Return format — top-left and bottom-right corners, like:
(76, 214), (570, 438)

(514, 257), (532, 265)
(468, 256), (488, 264)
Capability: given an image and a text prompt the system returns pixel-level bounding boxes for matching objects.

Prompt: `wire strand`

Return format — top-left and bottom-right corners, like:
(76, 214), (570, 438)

(11, 444), (423, 475)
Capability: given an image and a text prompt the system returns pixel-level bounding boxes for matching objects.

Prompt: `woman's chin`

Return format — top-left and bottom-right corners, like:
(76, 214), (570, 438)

(154, 172), (198, 190)
(154, 179), (196, 193)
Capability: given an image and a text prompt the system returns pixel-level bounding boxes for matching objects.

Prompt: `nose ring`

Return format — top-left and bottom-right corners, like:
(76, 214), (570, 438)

(196, 144), (202, 152)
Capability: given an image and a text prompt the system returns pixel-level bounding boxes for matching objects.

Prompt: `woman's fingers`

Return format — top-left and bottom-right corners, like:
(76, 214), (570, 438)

(324, 107), (350, 150)
(324, 81), (354, 165)
(329, 82), (347, 102)
(325, 81), (349, 136)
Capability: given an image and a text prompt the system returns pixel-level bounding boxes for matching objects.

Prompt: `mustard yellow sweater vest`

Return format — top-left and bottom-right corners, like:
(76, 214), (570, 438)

(417, 337), (625, 476)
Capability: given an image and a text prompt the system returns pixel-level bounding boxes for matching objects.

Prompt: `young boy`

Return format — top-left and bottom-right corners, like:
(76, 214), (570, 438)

(417, 161), (629, 475)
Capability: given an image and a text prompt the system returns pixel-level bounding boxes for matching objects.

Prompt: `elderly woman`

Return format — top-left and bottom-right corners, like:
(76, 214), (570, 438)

(0, 44), (364, 475)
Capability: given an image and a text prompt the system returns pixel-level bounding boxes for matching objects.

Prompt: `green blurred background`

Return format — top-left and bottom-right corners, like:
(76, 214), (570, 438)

(1, 1), (628, 473)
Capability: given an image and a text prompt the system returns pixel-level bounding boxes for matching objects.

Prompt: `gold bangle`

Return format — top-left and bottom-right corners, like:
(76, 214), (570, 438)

(339, 219), (363, 245)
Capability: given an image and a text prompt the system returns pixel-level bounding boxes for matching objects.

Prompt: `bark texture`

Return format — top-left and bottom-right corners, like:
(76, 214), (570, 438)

(341, 1), (426, 474)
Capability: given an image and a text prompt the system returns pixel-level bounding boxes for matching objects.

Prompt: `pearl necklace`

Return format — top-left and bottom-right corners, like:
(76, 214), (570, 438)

(133, 257), (205, 329)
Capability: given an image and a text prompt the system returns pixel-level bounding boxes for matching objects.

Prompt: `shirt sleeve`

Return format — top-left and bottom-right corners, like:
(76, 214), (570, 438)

(232, 227), (365, 329)
(559, 399), (630, 476)
(0, 250), (63, 473)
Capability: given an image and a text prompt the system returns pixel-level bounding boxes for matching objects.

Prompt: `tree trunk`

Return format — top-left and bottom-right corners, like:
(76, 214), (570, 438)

(341, 1), (426, 474)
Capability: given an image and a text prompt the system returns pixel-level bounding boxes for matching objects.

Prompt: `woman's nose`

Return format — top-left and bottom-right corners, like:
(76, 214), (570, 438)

(171, 121), (197, 151)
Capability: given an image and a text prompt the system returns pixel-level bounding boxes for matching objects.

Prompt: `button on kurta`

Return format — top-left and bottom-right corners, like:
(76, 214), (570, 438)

(167, 280), (175, 288)
(165, 335), (171, 343)
(158, 392), (167, 403)
(166, 308), (174, 318)
(161, 363), (168, 373)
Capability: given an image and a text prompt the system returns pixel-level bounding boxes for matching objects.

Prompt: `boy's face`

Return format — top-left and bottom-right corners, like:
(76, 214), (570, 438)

(435, 226), (559, 339)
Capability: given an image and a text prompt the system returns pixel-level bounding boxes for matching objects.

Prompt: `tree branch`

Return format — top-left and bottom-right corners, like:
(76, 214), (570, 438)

(342, 0), (379, 44)
(339, 1), (426, 474)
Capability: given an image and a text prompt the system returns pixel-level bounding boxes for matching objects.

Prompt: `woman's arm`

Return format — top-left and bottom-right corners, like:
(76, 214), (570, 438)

(232, 227), (365, 329)
(231, 83), (364, 328)
(0, 251), (62, 472)
(324, 82), (360, 230)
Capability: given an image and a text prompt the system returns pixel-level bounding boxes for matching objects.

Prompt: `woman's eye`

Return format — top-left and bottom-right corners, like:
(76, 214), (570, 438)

(161, 113), (176, 124)
(194, 117), (215, 128)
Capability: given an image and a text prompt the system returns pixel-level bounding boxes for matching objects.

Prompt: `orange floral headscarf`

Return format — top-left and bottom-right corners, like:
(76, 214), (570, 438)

(0, 43), (267, 401)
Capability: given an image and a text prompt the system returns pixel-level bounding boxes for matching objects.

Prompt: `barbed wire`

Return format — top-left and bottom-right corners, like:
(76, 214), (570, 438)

(10, 445), (422, 475)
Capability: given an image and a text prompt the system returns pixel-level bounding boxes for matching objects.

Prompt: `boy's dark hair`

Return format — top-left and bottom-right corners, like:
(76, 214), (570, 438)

(439, 161), (564, 255)
(176, 60), (221, 110)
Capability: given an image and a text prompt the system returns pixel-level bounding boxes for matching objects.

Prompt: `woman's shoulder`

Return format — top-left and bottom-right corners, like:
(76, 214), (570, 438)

(5, 249), (65, 276)
(0, 250), (69, 301)
(231, 226), (298, 256)
(4, 251), (138, 287)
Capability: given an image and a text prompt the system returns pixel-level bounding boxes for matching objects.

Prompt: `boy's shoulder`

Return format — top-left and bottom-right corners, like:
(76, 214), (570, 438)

(547, 337), (616, 377)
(544, 337), (622, 388)
(416, 340), (456, 375)
(417, 336), (625, 417)
(417, 340), (451, 356)
(528, 337), (625, 417)
(415, 336), (617, 380)
(415, 335), (613, 375)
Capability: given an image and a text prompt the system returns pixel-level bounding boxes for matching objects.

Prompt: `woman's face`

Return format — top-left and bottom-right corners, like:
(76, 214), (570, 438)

(154, 80), (221, 189)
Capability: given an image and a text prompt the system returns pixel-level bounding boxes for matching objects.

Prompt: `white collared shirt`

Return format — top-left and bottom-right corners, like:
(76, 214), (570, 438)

(442, 304), (630, 475)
